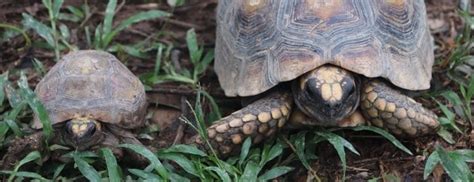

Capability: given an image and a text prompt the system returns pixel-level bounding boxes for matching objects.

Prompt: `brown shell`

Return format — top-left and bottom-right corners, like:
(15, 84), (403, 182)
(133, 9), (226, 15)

(32, 50), (147, 129)
(215, 0), (434, 96)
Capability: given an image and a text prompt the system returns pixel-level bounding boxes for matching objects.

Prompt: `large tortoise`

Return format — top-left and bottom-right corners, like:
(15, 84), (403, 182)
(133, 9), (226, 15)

(190, 0), (439, 156)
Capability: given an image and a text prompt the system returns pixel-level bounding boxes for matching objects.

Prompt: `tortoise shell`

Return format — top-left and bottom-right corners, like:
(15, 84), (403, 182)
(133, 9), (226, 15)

(215, 0), (434, 97)
(32, 50), (147, 129)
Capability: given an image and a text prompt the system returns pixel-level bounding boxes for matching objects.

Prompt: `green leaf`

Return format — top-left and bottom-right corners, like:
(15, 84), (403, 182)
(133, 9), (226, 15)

(21, 13), (54, 46)
(52, 0), (64, 18)
(0, 171), (48, 181)
(160, 144), (207, 157)
(154, 43), (165, 76)
(8, 151), (41, 181)
(315, 131), (360, 180)
(195, 49), (214, 77)
(260, 142), (283, 166)
(5, 119), (23, 137)
(167, 0), (186, 7)
(0, 122), (8, 142)
(258, 166), (294, 181)
(441, 91), (463, 106)
(239, 161), (260, 182)
(239, 137), (252, 166)
(100, 148), (121, 182)
(186, 28), (202, 64)
(423, 151), (439, 179)
(17, 72), (53, 140)
(103, 0), (117, 35)
(0, 72), (7, 105)
(4, 82), (23, 108)
(33, 58), (47, 77)
(73, 152), (101, 182)
(292, 131), (311, 170)
(119, 144), (169, 179)
(66, 6), (84, 18)
(205, 166), (231, 182)
(436, 127), (455, 144)
(352, 126), (412, 155)
(52, 164), (65, 180)
(128, 168), (161, 180)
(103, 10), (170, 48)
(436, 146), (471, 181)
(59, 24), (70, 41)
(158, 153), (198, 177)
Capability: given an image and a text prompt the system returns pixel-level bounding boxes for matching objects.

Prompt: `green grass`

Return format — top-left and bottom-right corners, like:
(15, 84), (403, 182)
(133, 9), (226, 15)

(1, 0), (473, 181)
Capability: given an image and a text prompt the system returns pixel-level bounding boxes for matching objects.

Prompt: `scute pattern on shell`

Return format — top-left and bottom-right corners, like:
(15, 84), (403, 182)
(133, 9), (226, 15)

(33, 50), (147, 129)
(215, 0), (434, 97)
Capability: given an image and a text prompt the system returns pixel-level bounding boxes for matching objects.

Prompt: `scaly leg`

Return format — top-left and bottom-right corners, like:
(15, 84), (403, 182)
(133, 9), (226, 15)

(360, 81), (439, 136)
(188, 91), (293, 157)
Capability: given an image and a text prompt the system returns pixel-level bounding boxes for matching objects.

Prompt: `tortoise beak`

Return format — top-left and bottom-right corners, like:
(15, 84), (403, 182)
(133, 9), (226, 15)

(66, 118), (98, 140)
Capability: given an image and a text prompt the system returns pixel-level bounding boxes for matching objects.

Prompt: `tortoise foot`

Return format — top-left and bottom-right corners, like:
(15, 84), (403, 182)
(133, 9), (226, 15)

(361, 81), (439, 137)
(188, 91), (293, 157)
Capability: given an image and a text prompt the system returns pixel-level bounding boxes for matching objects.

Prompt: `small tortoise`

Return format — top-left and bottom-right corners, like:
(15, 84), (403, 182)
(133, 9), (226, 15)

(190, 0), (439, 156)
(34, 50), (146, 152)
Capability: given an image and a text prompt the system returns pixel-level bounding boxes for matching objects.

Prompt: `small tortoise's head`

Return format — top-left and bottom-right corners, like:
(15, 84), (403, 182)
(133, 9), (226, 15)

(64, 117), (103, 149)
(293, 65), (360, 125)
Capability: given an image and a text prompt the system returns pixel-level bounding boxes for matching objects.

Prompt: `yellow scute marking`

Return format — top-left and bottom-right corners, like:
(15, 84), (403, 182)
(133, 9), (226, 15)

(321, 84), (332, 101)
(386, 0), (405, 6)
(242, 0), (266, 12)
(332, 83), (343, 101)
(315, 67), (345, 84)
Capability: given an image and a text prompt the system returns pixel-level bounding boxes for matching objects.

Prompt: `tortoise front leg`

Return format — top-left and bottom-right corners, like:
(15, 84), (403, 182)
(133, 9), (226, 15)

(188, 91), (293, 157)
(360, 81), (439, 136)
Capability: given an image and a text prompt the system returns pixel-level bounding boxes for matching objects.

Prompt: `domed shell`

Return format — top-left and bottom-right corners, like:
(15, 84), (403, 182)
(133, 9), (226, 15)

(215, 0), (434, 97)
(33, 50), (147, 129)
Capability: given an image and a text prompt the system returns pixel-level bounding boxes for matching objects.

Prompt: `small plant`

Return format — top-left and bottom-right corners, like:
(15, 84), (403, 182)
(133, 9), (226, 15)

(20, 0), (170, 61)
(423, 146), (474, 181)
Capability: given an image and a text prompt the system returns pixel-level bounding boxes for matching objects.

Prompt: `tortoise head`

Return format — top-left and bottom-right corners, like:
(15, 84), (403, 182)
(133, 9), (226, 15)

(64, 117), (104, 149)
(292, 65), (360, 125)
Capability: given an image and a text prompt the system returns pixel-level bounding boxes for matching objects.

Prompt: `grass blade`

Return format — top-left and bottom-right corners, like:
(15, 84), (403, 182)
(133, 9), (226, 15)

(352, 126), (412, 155)
(423, 150), (439, 179)
(100, 148), (121, 182)
(0, 70), (8, 104)
(0, 171), (48, 181)
(436, 146), (470, 181)
(52, 163), (65, 180)
(239, 161), (260, 182)
(119, 143), (169, 179)
(103, 10), (170, 47)
(292, 131), (311, 170)
(0, 122), (8, 142)
(239, 137), (252, 166)
(17, 72), (53, 140)
(205, 166), (231, 182)
(315, 131), (360, 181)
(258, 166), (294, 181)
(128, 168), (161, 180)
(158, 153), (198, 177)
(186, 28), (201, 64)
(160, 144), (207, 157)
(21, 13), (54, 47)
(103, 0), (117, 35)
(8, 151), (41, 182)
(260, 142), (283, 166)
(73, 152), (101, 182)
